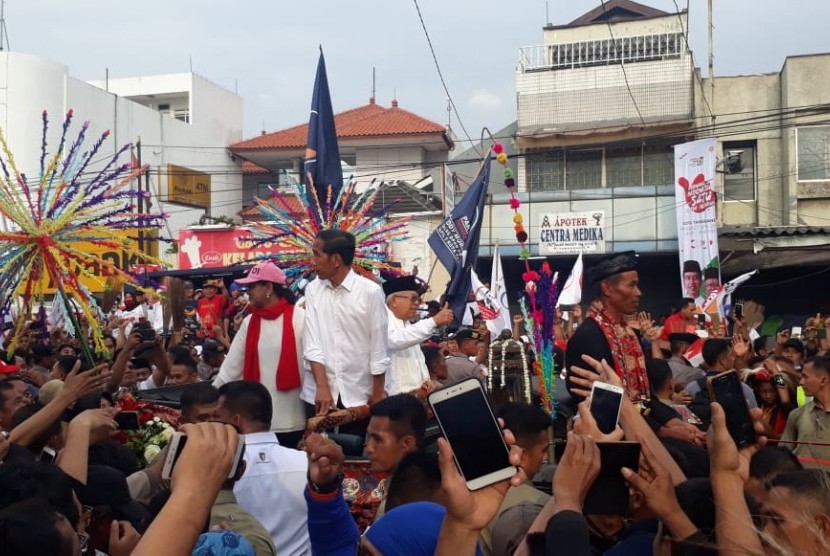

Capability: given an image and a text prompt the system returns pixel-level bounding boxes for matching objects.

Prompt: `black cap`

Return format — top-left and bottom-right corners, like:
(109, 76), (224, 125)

(588, 251), (638, 285)
(455, 328), (482, 343)
(202, 339), (225, 356)
(382, 275), (421, 298)
(703, 267), (720, 280)
(783, 338), (805, 354)
(31, 344), (55, 358)
(669, 332), (700, 345)
(683, 260), (701, 274)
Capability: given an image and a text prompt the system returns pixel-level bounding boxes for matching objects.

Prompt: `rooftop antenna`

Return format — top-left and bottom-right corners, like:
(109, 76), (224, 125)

(546, 0), (550, 25)
(0, 0), (10, 51)
(370, 67), (376, 104)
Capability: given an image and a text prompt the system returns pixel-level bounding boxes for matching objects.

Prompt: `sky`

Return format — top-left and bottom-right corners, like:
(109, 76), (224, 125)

(8, 0), (830, 153)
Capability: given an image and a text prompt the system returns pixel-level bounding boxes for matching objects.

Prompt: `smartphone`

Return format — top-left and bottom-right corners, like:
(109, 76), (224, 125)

(161, 432), (245, 480)
(428, 378), (515, 490)
(589, 382), (624, 435)
(583, 441), (641, 516)
(39, 446), (57, 465)
(697, 314), (706, 328)
(734, 303), (743, 319)
(791, 326), (802, 339)
(707, 370), (756, 448)
(114, 411), (141, 430)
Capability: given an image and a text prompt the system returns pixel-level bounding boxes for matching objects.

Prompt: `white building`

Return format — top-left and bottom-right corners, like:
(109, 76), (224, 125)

(0, 51), (243, 266)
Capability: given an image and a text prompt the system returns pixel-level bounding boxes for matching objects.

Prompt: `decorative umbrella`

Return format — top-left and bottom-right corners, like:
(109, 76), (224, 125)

(244, 176), (410, 285)
(0, 110), (166, 363)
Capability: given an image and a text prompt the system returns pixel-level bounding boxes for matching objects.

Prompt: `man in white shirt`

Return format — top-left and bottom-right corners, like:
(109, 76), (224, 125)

(214, 381), (310, 555)
(382, 275), (454, 396)
(301, 230), (390, 437)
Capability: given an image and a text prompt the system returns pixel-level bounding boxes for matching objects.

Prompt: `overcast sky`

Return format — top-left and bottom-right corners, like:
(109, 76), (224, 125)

(9, 1), (830, 151)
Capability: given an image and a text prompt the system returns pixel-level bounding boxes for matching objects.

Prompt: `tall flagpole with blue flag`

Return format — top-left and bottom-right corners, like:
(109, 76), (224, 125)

(428, 151), (492, 325)
(304, 48), (343, 210)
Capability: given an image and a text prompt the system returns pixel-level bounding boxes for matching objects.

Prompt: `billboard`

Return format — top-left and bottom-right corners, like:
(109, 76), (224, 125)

(674, 138), (720, 308)
(539, 211), (606, 255)
(167, 164), (211, 208)
(178, 227), (285, 269)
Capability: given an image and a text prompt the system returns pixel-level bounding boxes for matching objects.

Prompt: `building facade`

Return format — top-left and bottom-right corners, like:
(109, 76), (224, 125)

(0, 51), (244, 267)
(229, 99), (454, 285)
(477, 0), (830, 313)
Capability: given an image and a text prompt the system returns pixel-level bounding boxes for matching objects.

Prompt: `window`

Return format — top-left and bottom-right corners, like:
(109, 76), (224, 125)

(642, 143), (674, 186)
(173, 109), (190, 123)
(722, 141), (756, 201)
(566, 149), (602, 189)
(797, 126), (830, 181)
(526, 141), (675, 192)
(526, 148), (564, 192)
(606, 145), (642, 187)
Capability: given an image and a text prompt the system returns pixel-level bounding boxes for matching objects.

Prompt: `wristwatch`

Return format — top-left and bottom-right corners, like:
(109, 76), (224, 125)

(307, 472), (343, 494)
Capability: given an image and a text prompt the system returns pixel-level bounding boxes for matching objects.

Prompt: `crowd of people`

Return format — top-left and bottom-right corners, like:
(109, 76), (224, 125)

(0, 232), (828, 555)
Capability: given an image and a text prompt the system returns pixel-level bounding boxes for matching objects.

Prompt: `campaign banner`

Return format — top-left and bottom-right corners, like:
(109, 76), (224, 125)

(178, 227), (285, 269)
(539, 211), (605, 255)
(674, 138), (721, 308)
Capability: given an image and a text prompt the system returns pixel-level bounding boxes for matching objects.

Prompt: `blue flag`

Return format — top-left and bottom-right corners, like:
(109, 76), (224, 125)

(304, 50), (343, 208)
(428, 153), (492, 324)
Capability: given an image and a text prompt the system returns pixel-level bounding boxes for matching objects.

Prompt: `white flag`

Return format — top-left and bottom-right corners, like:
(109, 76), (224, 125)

(471, 268), (511, 336)
(558, 253), (584, 307)
(489, 245), (512, 335)
(703, 270), (758, 314)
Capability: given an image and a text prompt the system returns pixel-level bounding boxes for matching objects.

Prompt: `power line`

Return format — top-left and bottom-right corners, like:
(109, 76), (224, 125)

(411, 0), (480, 156)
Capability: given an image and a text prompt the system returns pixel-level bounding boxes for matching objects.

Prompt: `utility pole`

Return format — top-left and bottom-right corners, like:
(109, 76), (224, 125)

(0, 0), (9, 51)
(136, 139), (145, 257)
(708, 0), (715, 131)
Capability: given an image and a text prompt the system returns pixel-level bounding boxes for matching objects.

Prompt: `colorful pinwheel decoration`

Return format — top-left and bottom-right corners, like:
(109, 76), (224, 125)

(0, 110), (167, 361)
(244, 176), (409, 285)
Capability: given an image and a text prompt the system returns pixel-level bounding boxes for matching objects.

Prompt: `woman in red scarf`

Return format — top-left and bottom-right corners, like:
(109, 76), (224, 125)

(212, 262), (306, 447)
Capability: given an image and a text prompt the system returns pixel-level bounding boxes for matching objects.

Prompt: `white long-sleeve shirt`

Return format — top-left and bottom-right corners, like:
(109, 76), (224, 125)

(385, 307), (436, 395)
(301, 270), (390, 408)
(213, 307), (307, 433)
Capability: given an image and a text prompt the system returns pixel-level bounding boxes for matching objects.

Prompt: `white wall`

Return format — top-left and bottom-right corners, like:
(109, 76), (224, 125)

(0, 53), (243, 257)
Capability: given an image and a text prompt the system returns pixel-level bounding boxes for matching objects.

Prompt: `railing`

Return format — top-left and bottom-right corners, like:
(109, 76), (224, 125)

(520, 33), (685, 72)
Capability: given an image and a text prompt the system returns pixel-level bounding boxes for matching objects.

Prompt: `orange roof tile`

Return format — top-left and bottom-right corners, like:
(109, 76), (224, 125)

(231, 101), (448, 151)
(241, 161), (271, 175)
(238, 195), (306, 221)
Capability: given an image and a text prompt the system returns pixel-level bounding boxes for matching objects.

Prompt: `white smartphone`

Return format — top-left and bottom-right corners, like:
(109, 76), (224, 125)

(791, 326), (802, 339)
(589, 382), (624, 435)
(161, 432), (245, 481)
(428, 378), (516, 490)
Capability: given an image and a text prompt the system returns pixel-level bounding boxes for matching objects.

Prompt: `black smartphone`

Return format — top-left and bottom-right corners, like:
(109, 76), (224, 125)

(39, 446), (57, 465)
(707, 370), (756, 448)
(428, 378), (515, 490)
(589, 382), (624, 435)
(114, 411), (141, 430)
(162, 432), (245, 480)
(697, 314), (706, 328)
(734, 303), (743, 320)
(583, 441), (641, 516)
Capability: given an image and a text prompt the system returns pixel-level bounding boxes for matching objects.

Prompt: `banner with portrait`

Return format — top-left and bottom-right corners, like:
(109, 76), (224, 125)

(674, 138), (721, 309)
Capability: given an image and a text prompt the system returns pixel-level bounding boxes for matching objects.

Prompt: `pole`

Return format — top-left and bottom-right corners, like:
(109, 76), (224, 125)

(136, 139), (145, 257)
(708, 0), (715, 131)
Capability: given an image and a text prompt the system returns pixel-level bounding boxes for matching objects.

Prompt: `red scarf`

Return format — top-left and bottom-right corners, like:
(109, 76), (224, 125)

(588, 300), (650, 403)
(243, 298), (300, 391)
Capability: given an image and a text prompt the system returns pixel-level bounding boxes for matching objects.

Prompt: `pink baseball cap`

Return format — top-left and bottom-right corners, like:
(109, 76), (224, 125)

(235, 262), (287, 285)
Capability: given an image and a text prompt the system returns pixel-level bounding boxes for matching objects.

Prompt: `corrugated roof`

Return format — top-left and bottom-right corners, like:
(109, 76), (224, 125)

(230, 101), (449, 151)
(720, 225), (830, 237)
(375, 180), (442, 214)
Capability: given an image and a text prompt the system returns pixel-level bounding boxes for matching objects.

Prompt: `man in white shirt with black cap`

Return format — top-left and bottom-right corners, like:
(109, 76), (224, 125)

(382, 275), (454, 396)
